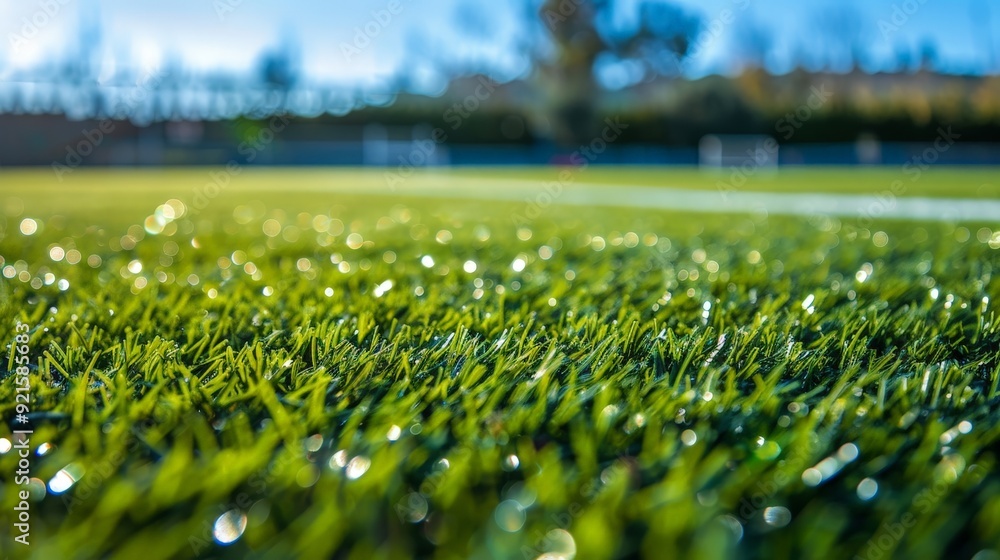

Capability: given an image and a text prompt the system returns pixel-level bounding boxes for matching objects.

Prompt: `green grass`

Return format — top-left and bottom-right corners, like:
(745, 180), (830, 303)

(1, 168), (1000, 560)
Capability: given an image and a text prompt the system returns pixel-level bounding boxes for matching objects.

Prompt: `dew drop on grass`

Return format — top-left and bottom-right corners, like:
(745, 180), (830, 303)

(541, 529), (576, 559)
(755, 440), (781, 461)
(329, 449), (348, 469)
(816, 457), (840, 479)
(387, 425), (402, 441)
(837, 443), (859, 462)
(346, 456), (371, 479)
(681, 429), (697, 446)
(262, 219), (281, 237)
(763, 506), (791, 527)
(304, 434), (323, 452)
(717, 514), (744, 542)
(20, 218), (38, 235)
(697, 490), (718, 506)
(373, 279), (393, 297)
(48, 463), (85, 494)
(435, 230), (452, 244)
(494, 500), (526, 532)
(801, 468), (822, 487)
(857, 478), (878, 501)
(399, 493), (428, 523)
(298, 465), (321, 487)
(600, 404), (620, 420)
(213, 509), (247, 545)
(27, 478), (46, 500)
(935, 454), (966, 483)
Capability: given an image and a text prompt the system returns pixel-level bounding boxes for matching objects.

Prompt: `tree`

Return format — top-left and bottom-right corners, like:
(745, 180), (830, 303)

(527, 0), (700, 146)
(258, 34), (300, 112)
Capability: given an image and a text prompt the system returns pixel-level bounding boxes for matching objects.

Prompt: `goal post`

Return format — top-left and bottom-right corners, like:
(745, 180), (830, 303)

(699, 134), (779, 172)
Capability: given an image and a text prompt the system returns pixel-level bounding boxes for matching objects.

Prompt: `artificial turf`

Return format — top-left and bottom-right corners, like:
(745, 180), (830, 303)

(1, 168), (1000, 559)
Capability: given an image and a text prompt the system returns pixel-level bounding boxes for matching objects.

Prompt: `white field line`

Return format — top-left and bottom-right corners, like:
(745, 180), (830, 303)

(375, 177), (1000, 223)
(222, 172), (997, 223)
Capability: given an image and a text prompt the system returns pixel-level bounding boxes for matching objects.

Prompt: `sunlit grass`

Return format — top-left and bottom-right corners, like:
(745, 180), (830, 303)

(1, 168), (999, 559)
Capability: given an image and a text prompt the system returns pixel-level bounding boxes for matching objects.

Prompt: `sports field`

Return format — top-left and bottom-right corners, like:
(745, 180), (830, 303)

(2, 167), (1000, 559)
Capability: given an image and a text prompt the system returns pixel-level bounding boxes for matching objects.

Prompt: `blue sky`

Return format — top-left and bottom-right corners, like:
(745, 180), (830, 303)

(1, 0), (996, 89)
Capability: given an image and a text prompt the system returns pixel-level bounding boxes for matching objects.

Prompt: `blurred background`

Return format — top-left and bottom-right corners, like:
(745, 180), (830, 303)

(1, 0), (998, 168)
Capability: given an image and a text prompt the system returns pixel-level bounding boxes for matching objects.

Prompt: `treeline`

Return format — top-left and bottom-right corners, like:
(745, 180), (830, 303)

(284, 69), (1000, 146)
